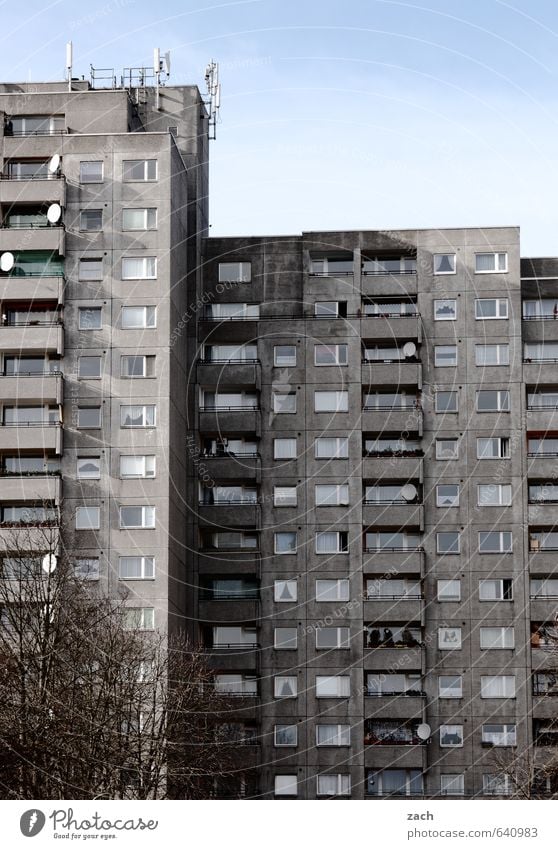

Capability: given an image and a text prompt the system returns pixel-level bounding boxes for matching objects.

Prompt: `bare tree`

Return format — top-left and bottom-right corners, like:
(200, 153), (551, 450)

(0, 521), (243, 799)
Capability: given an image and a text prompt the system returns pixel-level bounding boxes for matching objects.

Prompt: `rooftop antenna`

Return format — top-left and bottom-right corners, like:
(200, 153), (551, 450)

(66, 41), (73, 92)
(205, 60), (221, 140)
(153, 48), (171, 110)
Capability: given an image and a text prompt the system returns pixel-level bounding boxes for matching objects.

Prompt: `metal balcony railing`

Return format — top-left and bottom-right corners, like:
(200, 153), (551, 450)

(0, 421), (61, 427)
(199, 358), (260, 364)
(0, 174), (63, 181)
(199, 405), (260, 412)
(363, 401), (421, 411)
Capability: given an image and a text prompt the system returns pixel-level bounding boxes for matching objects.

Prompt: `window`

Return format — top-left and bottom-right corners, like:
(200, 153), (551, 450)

(78, 307), (102, 330)
(438, 675), (462, 698)
(367, 672), (422, 696)
(214, 674), (257, 696)
(123, 607), (154, 630)
(531, 578), (558, 598)
(122, 208), (157, 230)
(74, 558), (100, 580)
(121, 355), (155, 378)
(482, 724), (516, 747)
(314, 344), (348, 366)
(273, 438), (297, 459)
(438, 627), (462, 650)
(122, 159), (157, 181)
(120, 455), (156, 479)
(436, 391), (458, 413)
(316, 627), (350, 649)
(440, 725), (464, 747)
(433, 253), (456, 274)
(440, 774), (464, 796)
(122, 257), (157, 280)
(315, 531), (348, 553)
(121, 306), (156, 329)
(274, 486), (297, 507)
(274, 627), (297, 649)
(120, 405), (156, 427)
(475, 298), (508, 319)
(80, 161), (103, 183)
(78, 258), (102, 281)
(475, 252), (508, 273)
(314, 301), (347, 317)
(367, 769), (423, 797)
(80, 209), (102, 231)
(78, 356), (102, 379)
(274, 579), (297, 602)
(119, 506), (155, 529)
(274, 676), (297, 698)
(476, 344), (509, 366)
(434, 299), (456, 320)
(76, 457), (101, 480)
(315, 437), (349, 458)
(479, 579), (513, 601)
(316, 724), (350, 747)
(479, 531), (512, 553)
(274, 776), (297, 797)
(477, 390), (510, 412)
(119, 556), (155, 580)
(315, 579), (350, 602)
(436, 484), (459, 507)
(434, 345), (457, 367)
(273, 392), (296, 413)
(437, 579), (461, 601)
(274, 345), (296, 367)
(218, 262), (251, 283)
(483, 774), (511, 796)
(315, 484), (349, 506)
(77, 406), (101, 428)
(75, 506), (100, 530)
(317, 774), (351, 797)
(274, 532), (297, 554)
(316, 675), (350, 698)
(314, 390), (348, 412)
(477, 437), (510, 459)
(480, 627), (514, 649)
(478, 484), (512, 506)
(436, 438), (459, 460)
(481, 676), (515, 699)
(274, 724), (297, 747)
(436, 531), (460, 554)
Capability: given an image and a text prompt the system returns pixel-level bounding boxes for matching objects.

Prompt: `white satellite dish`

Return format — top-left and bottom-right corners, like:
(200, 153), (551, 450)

(403, 341), (417, 358)
(401, 483), (417, 502)
(46, 203), (61, 224)
(0, 252), (14, 272)
(48, 154), (60, 174)
(417, 723), (431, 741)
(42, 553), (57, 574)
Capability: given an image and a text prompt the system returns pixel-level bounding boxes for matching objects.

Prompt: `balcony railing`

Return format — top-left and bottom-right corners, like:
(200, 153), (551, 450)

(199, 405), (260, 412)
(208, 642), (260, 650)
(527, 403), (558, 411)
(2, 320), (62, 327)
(0, 421), (61, 427)
(5, 129), (65, 138)
(366, 690), (426, 697)
(0, 271), (65, 279)
(363, 498), (421, 506)
(199, 358), (260, 364)
(523, 314), (558, 321)
(364, 449), (424, 458)
(362, 269), (417, 276)
(365, 593), (423, 600)
(1, 223), (63, 230)
(364, 545), (423, 553)
(362, 357), (419, 364)
(1, 370), (62, 378)
(202, 451), (260, 459)
(528, 451), (558, 457)
(362, 311), (419, 318)
(200, 592), (259, 601)
(0, 174), (63, 181)
(524, 358), (558, 364)
(0, 469), (60, 477)
(363, 401), (421, 411)
(199, 499), (260, 506)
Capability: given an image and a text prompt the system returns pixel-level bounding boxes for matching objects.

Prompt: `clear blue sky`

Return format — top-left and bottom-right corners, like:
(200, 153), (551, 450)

(4, 0), (558, 254)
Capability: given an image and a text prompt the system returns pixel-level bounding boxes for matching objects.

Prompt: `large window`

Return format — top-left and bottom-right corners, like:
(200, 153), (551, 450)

(475, 298), (508, 319)
(475, 344), (509, 366)
(437, 579), (461, 601)
(315, 579), (350, 601)
(78, 356), (102, 379)
(273, 486), (297, 507)
(121, 355), (155, 378)
(434, 345), (457, 367)
(436, 531), (460, 554)
(274, 676), (297, 698)
(436, 391), (458, 413)
(477, 436), (510, 459)
(475, 252), (507, 273)
(315, 627), (350, 649)
(75, 506), (100, 530)
(316, 675), (350, 697)
(479, 578), (513, 601)
(476, 390), (510, 412)
(119, 506), (155, 529)
(316, 774), (351, 797)
(315, 531), (348, 553)
(433, 253), (456, 274)
(367, 769), (423, 797)
(122, 159), (157, 181)
(482, 724), (516, 746)
(314, 390), (348, 412)
(315, 437), (349, 458)
(436, 484), (459, 507)
(121, 306), (157, 329)
(480, 626), (514, 649)
(434, 299), (457, 321)
(436, 438), (459, 460)
(120, 405), (156, 427)
(80, 161), (103, 183)
(314, 344), (348, 366)
(478, 484), (512, 506)
(315, 484), (349, 506)
(483, 774), (511, 796)
(274, 345), (296, 366)
(316, 724), (350, 746)
(119, 556), (155, 580)
(274, 725), (297, 747)
(218, 262), (251, 283)
(273, 392), (296, 413)
(274, 532), (297, 554)
(481, 676), (515, 699)
(122, 208), (157, 230)
(79, 258), (102, 280)
(274, 627), (297, 649)
(77, 406), (101, 428)
(273, 438), (297, 459)
(479, 531), (512, 553)
(120, 455), (156, 478)
(367, 672), (422, 696)
(80, 209), (102, 231)
(438, 675), (462, 698)
(122, 257), (157, 280)
(123, 608), (155, 630)
(76, 457), (101, 480)
(440, 725), (464, 747)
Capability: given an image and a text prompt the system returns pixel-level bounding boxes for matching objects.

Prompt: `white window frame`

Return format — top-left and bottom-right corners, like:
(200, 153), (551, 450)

(435, 390), (458, 413)
(475, 344), (510, 366)
(481, 723), (517, 747)
(315, 579), (350, 602)
(475, 252), (508, 274)
(121, 257), (157, 280)
(433, 253), (456, 275)
(315, 675), (350, 698)
(476, 436), (510, 459)
(123, 607), (155, 631)
(274, 775), (297, 797)
(122, 208), (157, 230)
(78, 306), (102, 330)
(438, 627), (462, 650)
(315, 437), (349, 459)
(77, 406), (101, 428)
(476, 389), (510, 412)
(480, 626), (515, 649)
(436, 438), (459, 460)
(475, 298), (509, 319)
(120, 405), (156, 428)
(122, 159), (157, 182)
(316, 774), (351, 797)
(274, 724), (298, 747)
(218, 262), (252, 283)
(436, 484), (459, 507)
(79, 161), (103, 183)
(273, 392), (296, 413)
(315, 626), (350, 649)
(274, 676), (297, 698)
(436, 531), (460, 554)
(121, 305), (157, 329)
(477, 484), (512, 507)
(314, 343), (349, 366)
(439, 724), (464, 748)
(273, 486), (297, 507)
(273, 438), (297, 460)
(478, 531), (512, 554)
(76, 456), (101, 480)
(434, 345), (458, 367)
(274, 532), (297, 554)
(78, 258), (103, 281)
(434, 299), (457, 321)
(437, 579), (461, 601)
(273, 345), (296, 367)
(78, 356), (102, 379)
(75, 505), (100, 530)
(438, 675), (462, 698)
(314, 390), (349, 413)
(274, 627), (298, 649)
(274, 579), (297, 602)
(315, 531), (348, 554)
(316, 724), (351, 747)
(440, 774), (465, 796)
(480, 676), (516, 699)
(118, 556), (155, 580)
(315, 484), (349, 506)
(479, 578), (513, 601)
(119, 455), (156, 479)
(119, 506), (155, 529)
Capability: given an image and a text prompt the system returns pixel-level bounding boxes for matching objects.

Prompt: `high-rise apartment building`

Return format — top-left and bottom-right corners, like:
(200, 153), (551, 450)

(1, 71), (557, 802)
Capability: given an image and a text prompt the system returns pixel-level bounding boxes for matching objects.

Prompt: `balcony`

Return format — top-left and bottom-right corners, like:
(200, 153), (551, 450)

(361, 403), (422, 435)
(198, 598), (260, 623)
(0, 226), (64, 255)
(197, 549), (261, 576)
(365, 693), (425, 719)
(526, 402), (558, 431)
(527, 453), (558, 479)
(0, 176), (66, 206)
(0, 372), (63, 403)
(530, 598), (558, 621)
(0, 473), (61, 503)
(363, 548), (424, 574)
(363, 597), (423, 622)
(197, 452), (261, 481)
(362, 502), (424, 529)
(362, 454), (423, 480)
(523, 361), (558, 384)
(0, 275), (64, 303)
(199, 406), (260, 434)
(364, 746), (425, 770)
(363, 645), (423, 670)
(197, 359), (261, 386)
(0, 422), (62, 453)
(361, 361), (422, 388)
(0, 323), (63, 355)
(197, 502), (260, 529)
(0, 523), (59, 553)
(360, 313), (421, 341)
(522, 319), (558, 343)
(361, 273), (417, 298)
(528, 502), (558, 524)
(204, 644), (259, 671)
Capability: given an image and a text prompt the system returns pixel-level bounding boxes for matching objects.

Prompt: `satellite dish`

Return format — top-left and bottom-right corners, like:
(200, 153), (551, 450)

(0, 252), (14, 272)
(48, 154), (60, 174)
(47, 203), (61, 224)
(417, 723), (431, 741)
(401, 483), (418, 502)
(403, 341), (417, 358)
(42, 553), (57, 574)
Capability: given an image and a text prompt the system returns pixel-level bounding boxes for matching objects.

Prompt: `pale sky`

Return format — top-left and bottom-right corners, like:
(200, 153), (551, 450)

(3, 0), (558, 255)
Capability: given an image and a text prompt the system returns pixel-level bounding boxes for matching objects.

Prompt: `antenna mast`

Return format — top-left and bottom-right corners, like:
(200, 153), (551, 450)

(204, 60), (221, 140)
(66, 41), (73, 92)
